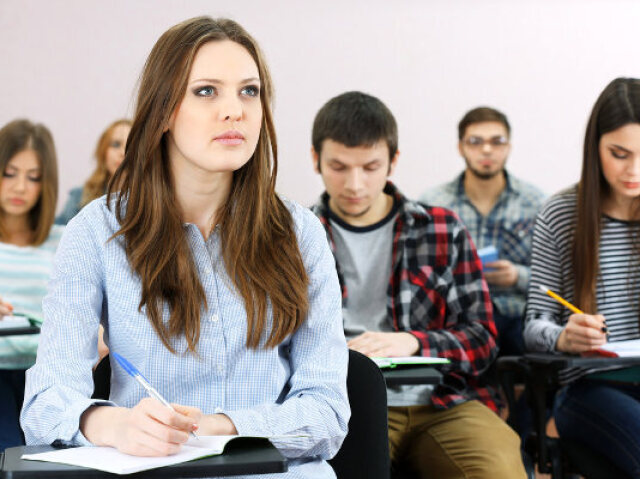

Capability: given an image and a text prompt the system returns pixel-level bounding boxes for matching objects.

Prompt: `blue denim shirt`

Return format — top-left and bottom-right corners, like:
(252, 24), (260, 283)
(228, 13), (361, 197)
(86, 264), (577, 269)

(421, 171), (545, 319)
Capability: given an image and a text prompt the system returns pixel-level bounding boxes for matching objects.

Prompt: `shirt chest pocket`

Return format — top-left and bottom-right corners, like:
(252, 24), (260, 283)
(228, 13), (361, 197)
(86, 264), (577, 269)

(497, 218), (535, 265)
(405, 262), (451, 329)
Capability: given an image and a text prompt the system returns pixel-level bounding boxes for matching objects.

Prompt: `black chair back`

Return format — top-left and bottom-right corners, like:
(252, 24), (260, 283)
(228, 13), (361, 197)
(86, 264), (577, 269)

(329, 349), (390, 479)
(92, 354), (111, 400)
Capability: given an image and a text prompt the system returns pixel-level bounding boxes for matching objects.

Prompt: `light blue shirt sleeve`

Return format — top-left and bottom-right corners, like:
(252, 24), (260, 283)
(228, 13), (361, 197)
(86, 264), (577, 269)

(21, 197), (349, 475)
(21, 204), (115, 446)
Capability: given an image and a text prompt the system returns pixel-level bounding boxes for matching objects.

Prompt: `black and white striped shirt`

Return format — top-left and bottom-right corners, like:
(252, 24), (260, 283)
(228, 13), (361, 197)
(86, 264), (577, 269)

(524, 187), (640, 352)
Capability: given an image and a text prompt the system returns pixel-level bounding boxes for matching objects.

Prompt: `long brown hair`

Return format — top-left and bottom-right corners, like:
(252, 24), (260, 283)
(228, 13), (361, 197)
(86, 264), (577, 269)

(0, 119), (58, 245)
(108, 17), (309, 353)
(573, 78), (640, 312)
(81, 119), (131, 206)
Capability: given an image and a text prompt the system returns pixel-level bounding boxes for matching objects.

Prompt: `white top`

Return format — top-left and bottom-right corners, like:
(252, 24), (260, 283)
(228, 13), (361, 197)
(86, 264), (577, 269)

(0, 224), (64, 369)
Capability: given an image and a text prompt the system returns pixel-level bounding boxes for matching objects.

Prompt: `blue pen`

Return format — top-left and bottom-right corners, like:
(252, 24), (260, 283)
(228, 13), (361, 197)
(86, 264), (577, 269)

(111, 352), (198, 439)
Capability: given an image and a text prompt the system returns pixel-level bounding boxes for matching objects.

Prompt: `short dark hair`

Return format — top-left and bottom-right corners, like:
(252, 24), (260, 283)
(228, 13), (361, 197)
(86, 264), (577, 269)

(458, 106), (511, 140)
(312, 91), (398, 159)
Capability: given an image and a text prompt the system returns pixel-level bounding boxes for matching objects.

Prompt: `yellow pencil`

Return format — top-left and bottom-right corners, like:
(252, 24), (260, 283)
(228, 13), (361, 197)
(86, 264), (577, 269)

(538, 285), (584, 315)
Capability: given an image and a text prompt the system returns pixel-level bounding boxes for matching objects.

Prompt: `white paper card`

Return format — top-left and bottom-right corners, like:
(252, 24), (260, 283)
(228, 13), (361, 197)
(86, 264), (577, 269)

(599, 339), (640, 357)
(0, 316), (31, 329)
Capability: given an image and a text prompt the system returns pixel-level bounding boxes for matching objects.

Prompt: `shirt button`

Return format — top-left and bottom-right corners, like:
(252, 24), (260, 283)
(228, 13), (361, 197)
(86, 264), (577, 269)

(210, 314), (219, 322)
(217, 365), (224, 374)
(205, 266), (213, 275)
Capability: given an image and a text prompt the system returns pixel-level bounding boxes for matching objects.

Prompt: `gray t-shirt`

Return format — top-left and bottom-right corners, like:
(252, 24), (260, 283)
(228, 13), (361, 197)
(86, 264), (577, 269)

(332, 218), (395, 339)
(328, 200), (432, 406)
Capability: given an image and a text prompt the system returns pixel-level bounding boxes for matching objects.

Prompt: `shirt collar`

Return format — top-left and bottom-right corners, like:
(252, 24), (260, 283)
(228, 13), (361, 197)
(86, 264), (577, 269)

(456, 169), (517, 199)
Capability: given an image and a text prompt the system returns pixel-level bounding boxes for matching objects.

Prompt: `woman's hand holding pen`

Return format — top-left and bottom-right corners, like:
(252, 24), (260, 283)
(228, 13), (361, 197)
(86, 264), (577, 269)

(0, 295), (13, 317)
(556, 313), (608, 354)
(81, 399), (200, 457)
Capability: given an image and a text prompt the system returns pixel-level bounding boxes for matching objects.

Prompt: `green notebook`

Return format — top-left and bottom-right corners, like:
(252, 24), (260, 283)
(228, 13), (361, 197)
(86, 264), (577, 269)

(372, 356), (450, 369)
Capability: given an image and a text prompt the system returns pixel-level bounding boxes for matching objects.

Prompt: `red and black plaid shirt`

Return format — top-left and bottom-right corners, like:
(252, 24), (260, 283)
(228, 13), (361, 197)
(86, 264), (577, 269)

(311, 182), (500, 411)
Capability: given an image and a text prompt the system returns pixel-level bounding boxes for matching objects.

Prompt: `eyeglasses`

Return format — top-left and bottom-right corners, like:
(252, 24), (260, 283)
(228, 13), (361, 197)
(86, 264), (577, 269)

(463, 136), (509, 149)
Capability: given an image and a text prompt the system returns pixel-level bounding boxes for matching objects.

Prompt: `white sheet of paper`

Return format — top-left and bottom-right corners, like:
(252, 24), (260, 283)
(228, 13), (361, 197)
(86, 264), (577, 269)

(22, 434), (305, 475)
(599, 339), (640, 357)
(23, 435), (244, 475)
(0, 315), (31, 329)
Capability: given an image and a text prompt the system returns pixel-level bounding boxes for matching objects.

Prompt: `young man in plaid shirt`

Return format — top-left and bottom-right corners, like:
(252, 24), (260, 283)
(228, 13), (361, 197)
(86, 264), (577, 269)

(421, 107), (545, 356)
(310, 92), (525, 478)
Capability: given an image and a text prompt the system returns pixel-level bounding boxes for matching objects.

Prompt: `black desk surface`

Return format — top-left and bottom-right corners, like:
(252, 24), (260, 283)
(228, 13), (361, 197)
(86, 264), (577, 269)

(523, 353), (640, 386)
(1, 439), (287, 478)
(382, 365), (443, 386)
(525, 352), (640, 369)
(0, 326), (40, 337)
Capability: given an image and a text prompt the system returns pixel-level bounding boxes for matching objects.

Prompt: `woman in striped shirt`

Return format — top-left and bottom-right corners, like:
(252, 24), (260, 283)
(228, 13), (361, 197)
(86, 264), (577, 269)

(0, 119), (63, 452)
(525, 78), (640, 476)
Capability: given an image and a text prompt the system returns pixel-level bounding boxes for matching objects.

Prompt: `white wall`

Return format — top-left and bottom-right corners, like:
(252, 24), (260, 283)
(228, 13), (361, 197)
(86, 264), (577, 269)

(2, 0), (640, 212)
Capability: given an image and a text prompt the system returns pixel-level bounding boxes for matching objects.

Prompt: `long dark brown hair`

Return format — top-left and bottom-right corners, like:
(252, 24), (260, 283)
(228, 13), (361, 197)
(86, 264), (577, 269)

(0, 119), (58, 246)
(573, 77), (640, 312)
(81, 119), (131, 206)
(108, 17), (309, 353)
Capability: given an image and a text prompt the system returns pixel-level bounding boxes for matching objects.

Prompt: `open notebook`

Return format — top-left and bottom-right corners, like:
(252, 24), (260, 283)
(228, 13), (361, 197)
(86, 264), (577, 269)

(372, 356), (450, 368)
(22, 435), (300, 475)
(0, 315), (31, 329)
(595, 339), (640, 358)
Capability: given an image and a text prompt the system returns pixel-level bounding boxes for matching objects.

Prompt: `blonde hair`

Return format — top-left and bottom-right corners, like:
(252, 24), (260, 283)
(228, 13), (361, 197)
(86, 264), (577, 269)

(81, 119), (131, 206)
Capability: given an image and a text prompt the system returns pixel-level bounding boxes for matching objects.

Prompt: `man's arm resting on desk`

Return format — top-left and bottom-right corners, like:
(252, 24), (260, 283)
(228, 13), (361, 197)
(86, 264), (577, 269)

(347, 331), (420, 357)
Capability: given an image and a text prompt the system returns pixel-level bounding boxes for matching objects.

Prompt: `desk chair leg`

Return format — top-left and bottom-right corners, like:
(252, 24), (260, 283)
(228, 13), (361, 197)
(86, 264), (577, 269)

(529, 375), (552, 476)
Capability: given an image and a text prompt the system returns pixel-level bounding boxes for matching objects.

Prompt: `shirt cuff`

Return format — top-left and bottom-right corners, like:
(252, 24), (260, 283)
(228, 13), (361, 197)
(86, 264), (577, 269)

(59, 399), (117, 447)
(515, 265), (530, 293)
(223, 409), (271, 437)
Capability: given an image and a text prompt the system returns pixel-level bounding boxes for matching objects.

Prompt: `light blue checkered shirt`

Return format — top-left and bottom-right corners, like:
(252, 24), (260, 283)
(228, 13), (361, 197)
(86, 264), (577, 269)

(421, 171), (545, 319)
(21, 196), (349, 479)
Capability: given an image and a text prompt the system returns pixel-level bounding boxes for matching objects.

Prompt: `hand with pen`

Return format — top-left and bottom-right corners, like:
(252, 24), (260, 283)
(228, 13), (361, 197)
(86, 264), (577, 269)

(81, 352), (238, 456)
(556, 313), (608, 354)
(539, 286), (608, 354)
(0, 294), (14, 317)
(81, 399), (203, 456)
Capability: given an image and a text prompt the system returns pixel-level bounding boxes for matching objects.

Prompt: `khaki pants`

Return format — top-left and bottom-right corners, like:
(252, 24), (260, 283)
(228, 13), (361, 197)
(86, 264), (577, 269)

(388, 400), (526, 479)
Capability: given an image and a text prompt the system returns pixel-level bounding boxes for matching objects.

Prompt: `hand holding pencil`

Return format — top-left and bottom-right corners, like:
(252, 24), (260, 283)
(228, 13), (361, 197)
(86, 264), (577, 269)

(538, 285), (608, 354)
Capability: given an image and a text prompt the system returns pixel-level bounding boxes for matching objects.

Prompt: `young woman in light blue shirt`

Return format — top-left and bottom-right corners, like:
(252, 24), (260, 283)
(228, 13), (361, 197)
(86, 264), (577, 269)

(0, 119), (63, 452)
(21, 17), (349, 477)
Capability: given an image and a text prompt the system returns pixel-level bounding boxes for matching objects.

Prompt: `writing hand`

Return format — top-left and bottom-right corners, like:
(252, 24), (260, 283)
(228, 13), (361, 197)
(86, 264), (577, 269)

(556, 313), (607, 354)
(0, 295), (14, 317)
(347, 331), (420, 357)
(81, 398), (198, 456)
(484, 259), (518, 287)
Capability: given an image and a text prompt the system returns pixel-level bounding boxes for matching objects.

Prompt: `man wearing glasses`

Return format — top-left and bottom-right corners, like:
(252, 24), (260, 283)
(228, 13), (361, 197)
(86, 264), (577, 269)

(421, 107), (545, 356)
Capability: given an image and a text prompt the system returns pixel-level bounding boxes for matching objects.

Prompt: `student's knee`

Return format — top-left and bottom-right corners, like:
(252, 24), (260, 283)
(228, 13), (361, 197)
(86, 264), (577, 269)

(429, 400), (526, 479)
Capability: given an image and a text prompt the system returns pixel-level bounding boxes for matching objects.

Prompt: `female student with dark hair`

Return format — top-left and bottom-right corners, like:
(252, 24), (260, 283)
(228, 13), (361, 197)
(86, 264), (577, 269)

(0, 119), (63, 451)
(21, 16), (349, 476)
(525, 77), (640, 476)
(56, 119), (131, 224)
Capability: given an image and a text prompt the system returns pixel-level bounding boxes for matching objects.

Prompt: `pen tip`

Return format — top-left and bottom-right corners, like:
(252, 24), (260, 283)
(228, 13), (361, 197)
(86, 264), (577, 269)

(538, 285), (548, 292)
